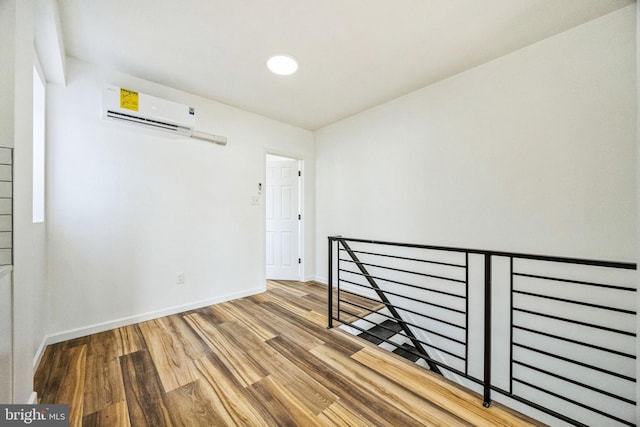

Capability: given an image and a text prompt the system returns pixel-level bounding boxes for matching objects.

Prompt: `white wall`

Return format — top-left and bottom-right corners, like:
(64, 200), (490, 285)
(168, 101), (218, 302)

(0, 0), (49, 403)
(46, 58), (315, 339)
(0, 1), (15, 149)
(636, 2), (640, 424)
(315, 5), (636, 283)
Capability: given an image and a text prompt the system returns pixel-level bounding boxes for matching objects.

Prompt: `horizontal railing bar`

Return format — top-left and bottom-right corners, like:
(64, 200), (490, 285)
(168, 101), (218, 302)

(513, 272), (636, 292)
(377, 332), (462, 361)
(339, 257), (467, 285)
(342, 309), (467, 347)
(337, 287), (386, 304)
(513, 360), (635, 405)
(513, 325), (636, 360)
(514, 307), (636, 336)
(339, 268), (465, 299)
(328, 236), (637, 269)
(339, 264), (466, 299)
(334, 298), (377, 316)
(330, 236), (472, 254)
(338, 247), (467, 268)
(513, 342), (636, 383)
(337, 319), (465, 361)
(514, 290), (636, 314)
(512, 378), (635, 426)
(337, 304), (383, 321)
(463, 375), (486, 387)
(334, 306), (376, 317)
(340, 278), (467, 314)
(338, 295), (466, 330)
(490, 385), (590, 427)
(404, 326), (466, 347)
(338, 306), (376, 325)
(336, 305), (381, 322)
(338, 298), (467, 345)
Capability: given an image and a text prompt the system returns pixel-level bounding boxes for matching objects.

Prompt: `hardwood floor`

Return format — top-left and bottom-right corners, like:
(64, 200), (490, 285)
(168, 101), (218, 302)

(35, 280), (543, 427)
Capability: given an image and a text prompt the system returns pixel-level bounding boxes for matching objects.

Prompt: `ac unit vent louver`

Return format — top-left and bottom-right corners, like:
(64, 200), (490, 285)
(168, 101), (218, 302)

(105, 110), (193, 134)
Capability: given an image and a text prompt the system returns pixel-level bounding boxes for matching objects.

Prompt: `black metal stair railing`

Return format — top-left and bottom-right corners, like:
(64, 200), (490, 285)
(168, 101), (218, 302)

(327, 236), (637, 427)
(338, 239), (443, 375)
(328, 236), (472, 382)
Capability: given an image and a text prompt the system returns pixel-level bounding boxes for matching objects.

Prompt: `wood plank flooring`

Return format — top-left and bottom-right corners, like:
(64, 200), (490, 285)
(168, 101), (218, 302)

(35, 280), (543, 427)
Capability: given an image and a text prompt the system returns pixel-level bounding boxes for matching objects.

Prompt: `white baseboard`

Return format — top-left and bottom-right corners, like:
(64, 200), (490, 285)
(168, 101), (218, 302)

(33, 336), (48, 372)
(315, 275), (327, 284)
(44, 286), (265, 346)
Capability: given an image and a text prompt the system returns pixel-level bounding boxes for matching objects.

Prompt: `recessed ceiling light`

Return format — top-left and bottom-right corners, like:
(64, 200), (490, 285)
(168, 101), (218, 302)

(267, 55), (298, 76)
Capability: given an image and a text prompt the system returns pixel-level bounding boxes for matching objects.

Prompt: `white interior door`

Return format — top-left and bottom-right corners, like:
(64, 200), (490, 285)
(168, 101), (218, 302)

(266, 157), (300, 280)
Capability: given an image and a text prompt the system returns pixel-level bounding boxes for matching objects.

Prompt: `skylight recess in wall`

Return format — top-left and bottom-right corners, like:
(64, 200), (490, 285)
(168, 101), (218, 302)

(33, 65), (45, 224)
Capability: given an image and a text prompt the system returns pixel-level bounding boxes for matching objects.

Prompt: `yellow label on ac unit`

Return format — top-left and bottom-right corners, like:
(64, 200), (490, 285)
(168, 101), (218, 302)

(120, 88), (139, 112)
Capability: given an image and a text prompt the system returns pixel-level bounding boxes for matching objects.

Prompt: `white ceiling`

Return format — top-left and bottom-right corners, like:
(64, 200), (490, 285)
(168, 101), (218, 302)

(58, 0), (632, 130)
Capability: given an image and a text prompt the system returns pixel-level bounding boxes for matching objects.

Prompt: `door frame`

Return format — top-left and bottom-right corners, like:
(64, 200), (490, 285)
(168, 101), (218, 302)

(264, 152), (304, 281)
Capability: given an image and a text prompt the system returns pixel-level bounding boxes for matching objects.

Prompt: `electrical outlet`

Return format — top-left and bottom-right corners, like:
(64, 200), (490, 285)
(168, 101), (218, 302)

(177, 272), (185, 284)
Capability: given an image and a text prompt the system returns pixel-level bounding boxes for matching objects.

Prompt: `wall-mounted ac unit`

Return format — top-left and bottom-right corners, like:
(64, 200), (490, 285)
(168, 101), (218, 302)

(102, 85), (228, 145)
(102, 85), (196, 136)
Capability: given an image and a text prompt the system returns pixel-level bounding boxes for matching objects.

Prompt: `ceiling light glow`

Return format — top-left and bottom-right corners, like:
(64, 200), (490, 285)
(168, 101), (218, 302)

(267, 55), (298, 76)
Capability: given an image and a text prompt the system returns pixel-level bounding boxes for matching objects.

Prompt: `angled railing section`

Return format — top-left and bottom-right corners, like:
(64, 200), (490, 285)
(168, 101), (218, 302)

(337, 239), (443, 375)
(327, 235), (637, 427)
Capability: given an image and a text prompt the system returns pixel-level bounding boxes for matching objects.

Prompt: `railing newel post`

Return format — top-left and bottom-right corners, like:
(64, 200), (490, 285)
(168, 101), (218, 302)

(327, 236), (334, 329)
(483, 252), (492, 408)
